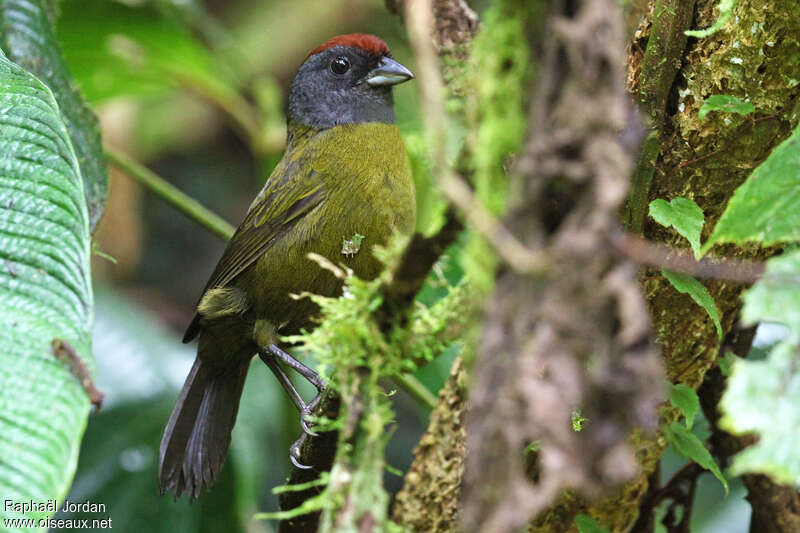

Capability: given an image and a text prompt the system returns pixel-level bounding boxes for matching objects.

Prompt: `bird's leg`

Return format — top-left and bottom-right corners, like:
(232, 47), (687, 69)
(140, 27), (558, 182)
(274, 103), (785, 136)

(267, 343), (326, 391)
(257, 351), (319, 437)
(264, 344), (327, 433)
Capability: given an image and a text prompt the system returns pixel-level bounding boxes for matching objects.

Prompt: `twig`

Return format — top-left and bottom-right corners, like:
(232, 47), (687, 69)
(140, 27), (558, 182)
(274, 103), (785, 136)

(631, 462), (703, 533)
(440, 172), (551, 274)
(405, 0), (549, 275)
(277, 391), (340, 533)
(51, 339), (104, 408)
(611, 230), (764, 283)
(105, 147), (235, 241)
(392, 373), (437, 410)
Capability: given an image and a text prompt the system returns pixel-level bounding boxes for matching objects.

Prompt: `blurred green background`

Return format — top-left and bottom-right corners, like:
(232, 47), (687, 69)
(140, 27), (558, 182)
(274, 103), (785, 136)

(49, 1), (756, 531)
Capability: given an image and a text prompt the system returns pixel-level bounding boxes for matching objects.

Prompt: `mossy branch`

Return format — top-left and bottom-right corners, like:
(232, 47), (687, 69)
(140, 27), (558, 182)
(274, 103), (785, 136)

(624, 0), (696, 234)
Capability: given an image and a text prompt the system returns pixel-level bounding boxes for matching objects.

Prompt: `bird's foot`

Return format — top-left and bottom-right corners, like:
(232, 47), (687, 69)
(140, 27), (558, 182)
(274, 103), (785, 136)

(289, 433), (312, 470)
(268, 344), (327, 391)
(299, 392), (323, 436)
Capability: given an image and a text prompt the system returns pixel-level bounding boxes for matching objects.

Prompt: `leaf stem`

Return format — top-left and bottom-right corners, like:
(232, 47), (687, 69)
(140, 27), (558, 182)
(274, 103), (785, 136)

(105, 147), (235, 241)
(392, 373), (437, 410)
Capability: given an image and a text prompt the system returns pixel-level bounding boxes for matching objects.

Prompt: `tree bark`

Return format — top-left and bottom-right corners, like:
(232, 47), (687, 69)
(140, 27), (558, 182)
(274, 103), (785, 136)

(391, 357), (469, 531)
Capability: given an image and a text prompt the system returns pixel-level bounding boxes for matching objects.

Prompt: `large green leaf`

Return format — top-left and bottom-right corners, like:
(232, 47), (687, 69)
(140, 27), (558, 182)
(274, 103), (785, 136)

(741, 249), (800, 331)
(0, 50), (94, 527)
(0, 0), (108, 230)
(721, 340), (800, 486)
(56, 0), (235, 103)
(720, 249), (800, 485)
(704, 124), (800, 252)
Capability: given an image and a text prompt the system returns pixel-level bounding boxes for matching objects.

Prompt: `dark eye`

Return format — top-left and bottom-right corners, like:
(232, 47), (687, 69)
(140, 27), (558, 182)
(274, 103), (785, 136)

(330, 57), (350, 75)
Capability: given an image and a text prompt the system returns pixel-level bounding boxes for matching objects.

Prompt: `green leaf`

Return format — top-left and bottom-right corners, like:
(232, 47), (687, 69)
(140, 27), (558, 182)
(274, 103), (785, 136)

(698, 94), (755, 119)
(740, 249), (800, 330)
(704, 125), (800, 252)
(718, 351), (738, 377)
(56, 0), (234, 103)
(649, 197), (705, 258)
(574, 514), (611, 533)
(662, 270), (723, 340)
(720, 341), (800, 486)
(668, 383), (700, 430)
(718, 249), (800, 486)
(0, 0), (109, 230)
(0, 50), (94, 523)
(664, 423), (729, 493)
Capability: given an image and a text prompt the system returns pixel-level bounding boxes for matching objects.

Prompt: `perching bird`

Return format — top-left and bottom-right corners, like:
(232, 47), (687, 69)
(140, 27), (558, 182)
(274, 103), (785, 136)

(159, 34), (416, 499)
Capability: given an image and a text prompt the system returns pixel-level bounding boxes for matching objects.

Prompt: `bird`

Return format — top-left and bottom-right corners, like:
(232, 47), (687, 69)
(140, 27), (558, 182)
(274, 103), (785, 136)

(158, 33), (416, 500)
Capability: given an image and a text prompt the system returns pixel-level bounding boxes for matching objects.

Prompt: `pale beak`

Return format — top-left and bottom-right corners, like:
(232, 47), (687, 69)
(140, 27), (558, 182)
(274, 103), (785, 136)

(366, 57), (415, 87)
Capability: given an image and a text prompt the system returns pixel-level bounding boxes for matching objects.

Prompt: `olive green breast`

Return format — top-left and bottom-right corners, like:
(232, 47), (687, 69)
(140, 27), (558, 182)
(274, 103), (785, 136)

(238, 122), (415, 334)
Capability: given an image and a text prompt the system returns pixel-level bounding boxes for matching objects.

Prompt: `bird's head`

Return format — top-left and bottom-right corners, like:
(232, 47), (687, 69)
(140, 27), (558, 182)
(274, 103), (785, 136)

(287, 33), (414, 130)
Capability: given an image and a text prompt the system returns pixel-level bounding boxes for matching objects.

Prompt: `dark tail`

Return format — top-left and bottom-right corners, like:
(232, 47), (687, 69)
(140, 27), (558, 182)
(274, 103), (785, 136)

(159, 357), (248, 499)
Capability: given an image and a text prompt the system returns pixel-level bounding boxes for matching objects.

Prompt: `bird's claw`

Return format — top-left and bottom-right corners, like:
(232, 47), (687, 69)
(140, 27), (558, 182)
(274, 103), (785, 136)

(289, 434), (312, 470)
(299, 408), (319, 437)
(300, 392), (324, 435)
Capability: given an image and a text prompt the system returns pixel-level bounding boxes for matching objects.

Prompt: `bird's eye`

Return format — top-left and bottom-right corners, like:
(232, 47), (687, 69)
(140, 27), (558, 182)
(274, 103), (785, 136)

(330, 57), (350, 75)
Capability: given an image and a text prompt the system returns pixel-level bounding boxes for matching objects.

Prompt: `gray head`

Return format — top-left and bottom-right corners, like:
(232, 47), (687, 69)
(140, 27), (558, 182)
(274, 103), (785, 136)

(287, 33), (414, 130)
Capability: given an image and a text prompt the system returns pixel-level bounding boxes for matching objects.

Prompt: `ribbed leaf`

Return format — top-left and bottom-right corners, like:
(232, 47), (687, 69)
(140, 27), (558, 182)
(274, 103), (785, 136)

(0, 50), (93, 527)
(0, 0), (108, 230)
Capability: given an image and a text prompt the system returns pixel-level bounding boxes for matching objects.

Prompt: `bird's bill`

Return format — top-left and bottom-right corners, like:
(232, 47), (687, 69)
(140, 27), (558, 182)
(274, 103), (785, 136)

(365, 57), (415, 86)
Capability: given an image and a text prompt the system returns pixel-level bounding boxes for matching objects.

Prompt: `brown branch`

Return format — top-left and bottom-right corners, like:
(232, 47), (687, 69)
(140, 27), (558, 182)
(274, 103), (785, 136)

(611, 231), (765, 283)
(51, 339), (104, 409)
(377, 208), (462, 328)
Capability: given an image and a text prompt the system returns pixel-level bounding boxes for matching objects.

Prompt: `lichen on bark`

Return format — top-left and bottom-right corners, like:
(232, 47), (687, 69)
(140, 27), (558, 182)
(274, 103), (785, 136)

(391, 357), (469, 532)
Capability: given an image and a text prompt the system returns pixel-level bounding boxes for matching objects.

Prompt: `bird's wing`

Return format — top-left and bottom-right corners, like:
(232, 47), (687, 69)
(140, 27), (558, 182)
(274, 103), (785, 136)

(183, 167), (326, 342)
